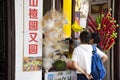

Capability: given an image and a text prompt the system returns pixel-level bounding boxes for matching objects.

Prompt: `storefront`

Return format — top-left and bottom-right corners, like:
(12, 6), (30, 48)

(0, 0), (120, 80)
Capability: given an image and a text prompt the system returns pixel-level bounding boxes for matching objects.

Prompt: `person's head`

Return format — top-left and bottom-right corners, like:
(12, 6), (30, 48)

(90, 33), (100, 44)
(79, 30), (91, 44)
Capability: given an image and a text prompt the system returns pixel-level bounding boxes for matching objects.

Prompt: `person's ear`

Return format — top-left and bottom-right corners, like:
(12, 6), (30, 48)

(89, 39), (94, 44)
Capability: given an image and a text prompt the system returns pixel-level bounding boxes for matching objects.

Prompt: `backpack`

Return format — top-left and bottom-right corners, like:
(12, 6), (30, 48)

(91, 45), (106, 80)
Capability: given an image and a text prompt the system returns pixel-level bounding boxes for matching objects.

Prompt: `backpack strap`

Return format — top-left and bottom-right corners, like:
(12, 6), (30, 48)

(92, 45), (97, 55)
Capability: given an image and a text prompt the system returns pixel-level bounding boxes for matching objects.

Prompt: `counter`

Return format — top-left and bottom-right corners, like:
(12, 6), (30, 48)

(44, 70), (77, 80)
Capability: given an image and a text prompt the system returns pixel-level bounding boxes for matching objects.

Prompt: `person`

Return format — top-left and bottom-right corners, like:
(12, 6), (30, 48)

(89, 32), (108, 63)
(89, 32), (102, 51)
(71, 31), (108, 80)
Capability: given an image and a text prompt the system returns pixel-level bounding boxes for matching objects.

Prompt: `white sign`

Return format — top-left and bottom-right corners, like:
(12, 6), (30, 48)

(45, 70), (77, 80)
(15, 0), (43, 80)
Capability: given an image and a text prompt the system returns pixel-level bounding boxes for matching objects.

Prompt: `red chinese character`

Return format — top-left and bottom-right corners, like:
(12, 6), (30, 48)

(29, 32), (38, 42)
(29, 0), (38, 7)
(29, 20), (38, 30)
(29, 44), (38, 54)
(29, 8), (38, 19)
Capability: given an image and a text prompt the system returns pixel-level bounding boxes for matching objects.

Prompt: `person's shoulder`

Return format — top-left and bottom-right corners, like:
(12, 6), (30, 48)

(77, 44), (92, 50)
(74, 45), (81, 50)
(74, 44), (84, 50)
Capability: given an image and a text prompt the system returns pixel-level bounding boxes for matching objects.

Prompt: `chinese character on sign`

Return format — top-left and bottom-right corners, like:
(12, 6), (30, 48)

(29, 0), (38, 7)
(29, 44), (38, 54)
(29, 20), (38, 30)
(29, 8), (38, 19)
(27, 0), (39, 55)
(29, 32), (38, 42)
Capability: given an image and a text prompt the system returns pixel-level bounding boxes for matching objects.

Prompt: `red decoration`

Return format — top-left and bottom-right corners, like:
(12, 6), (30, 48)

(87, 9), (119, 52)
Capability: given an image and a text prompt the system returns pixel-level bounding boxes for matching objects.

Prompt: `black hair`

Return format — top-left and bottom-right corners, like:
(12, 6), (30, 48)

(80, 31), (91, 44)
(91, 33), (100, 44)
(91, 33), (103, 50)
